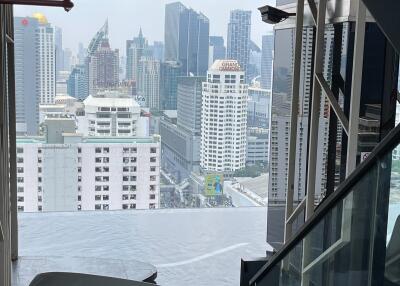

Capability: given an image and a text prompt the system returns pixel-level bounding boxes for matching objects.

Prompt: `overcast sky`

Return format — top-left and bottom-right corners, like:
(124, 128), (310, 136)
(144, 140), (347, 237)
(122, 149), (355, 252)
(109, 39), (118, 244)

(14, 0), (275, 55)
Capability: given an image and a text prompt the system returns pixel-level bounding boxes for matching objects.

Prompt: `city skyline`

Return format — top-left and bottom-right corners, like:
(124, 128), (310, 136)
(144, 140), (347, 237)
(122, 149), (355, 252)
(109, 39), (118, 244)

(14, 0), (274, 55)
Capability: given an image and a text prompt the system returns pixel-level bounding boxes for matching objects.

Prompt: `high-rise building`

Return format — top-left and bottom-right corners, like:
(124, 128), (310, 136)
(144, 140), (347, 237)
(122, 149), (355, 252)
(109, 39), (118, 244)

(227, 10), (251, 82)
(160, 61), (182, 110)
(55, 26), (63, 76)
(160, 76), (205, 182)
(77, 42), (86, 64)
(35, 14), (56, 105)
(177, 76), (204, 136)
(67, 65), (88, 100)
(164, 2), (209, 76)
(138, 57), (160, 110)
(261, 33), (274, 90)
(200, 60), (248, 173)
(14, 16), (40, 136)
(88, 39), (119, 94)
(62, 48), (73, 72)
(14, 14), (56, 135)
(209, 36), (226, 66)
(248, 41), (262, 81)
(16, 117), (161, 212)
(150, 41), (164, 62)
(126, 28), (148, 82)
(247, 87), (271, 129)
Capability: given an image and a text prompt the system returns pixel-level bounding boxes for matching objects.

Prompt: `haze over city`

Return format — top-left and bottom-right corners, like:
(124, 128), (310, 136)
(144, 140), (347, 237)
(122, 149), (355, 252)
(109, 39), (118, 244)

(14, 0), (274, 54)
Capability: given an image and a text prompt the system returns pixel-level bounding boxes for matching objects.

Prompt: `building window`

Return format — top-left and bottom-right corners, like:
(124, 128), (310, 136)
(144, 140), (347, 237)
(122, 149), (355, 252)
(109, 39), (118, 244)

(150, 147), (157, 153)
(17, 167), (24, 173)
(78, 195), (81, 202)
(150, 176), (156, 181)
(17, 187), (24, 193)
(17, 147), (23, 153)
(150, 157), (157, 163)
(130, 194), (136, 200)
(103, 204), (109, 210)
(17, 177), (24, 183)
(38, 196), (42, 202)
(122, 194), (129, 200)
(95, 204), (101, 210)
(103, 195), (109, 200)
(150, 166), (156, 172)
(17, 196), (24, 202)
(95, 195), (101, 201)
(150, 194), (156, 200)
(122, 204), (129, 210)
(130, 204), (136, 209)
(95, 147), (102, 153)
(149, 203), (156, 209)
(95, 186), (102, 192)
(38, 206), (42, 211)
(18, 206), (24, 212)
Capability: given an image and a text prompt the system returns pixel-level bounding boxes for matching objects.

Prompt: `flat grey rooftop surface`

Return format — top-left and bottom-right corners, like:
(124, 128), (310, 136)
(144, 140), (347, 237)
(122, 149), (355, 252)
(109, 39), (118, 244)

(16, 207), (269, 286)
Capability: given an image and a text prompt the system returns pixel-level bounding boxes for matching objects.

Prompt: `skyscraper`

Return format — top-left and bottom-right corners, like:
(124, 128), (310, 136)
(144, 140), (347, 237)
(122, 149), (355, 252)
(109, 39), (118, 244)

(55, 26), (63, 76)
(164, 2), (209, 76)
(14, 16), (40, 135)
(200, 60), (248, 173)
(35, 14), (56, 105)
(227, 10), (251, 82)
(126, 28), (148, 82)
(160, 61), (182, 110)
(88, 39), (119, 94)
(150, 41), (164, 62)
(67, 65), (88, 100)
(138, 57), (160, 110)
(261, 33), (274, 90)
(209, 36), (226, 66)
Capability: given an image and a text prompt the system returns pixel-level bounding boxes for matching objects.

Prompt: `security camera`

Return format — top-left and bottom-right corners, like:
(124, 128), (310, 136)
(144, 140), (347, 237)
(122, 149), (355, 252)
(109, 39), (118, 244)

(63, 0), (74, 12)
(258, 5), (296, 24)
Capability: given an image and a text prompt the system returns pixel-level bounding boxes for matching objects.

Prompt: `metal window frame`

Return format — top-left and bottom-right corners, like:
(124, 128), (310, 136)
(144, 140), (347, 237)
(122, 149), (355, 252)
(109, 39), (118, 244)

(250, 120), (400, 285)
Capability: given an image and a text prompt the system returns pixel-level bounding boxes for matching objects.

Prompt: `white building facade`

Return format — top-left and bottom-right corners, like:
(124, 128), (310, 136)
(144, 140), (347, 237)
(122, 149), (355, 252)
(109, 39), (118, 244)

(37, 23), (56, 104)
(16, 134), (160, 212)
(79, 91), (141, 137)
(200, 60), (248, 173)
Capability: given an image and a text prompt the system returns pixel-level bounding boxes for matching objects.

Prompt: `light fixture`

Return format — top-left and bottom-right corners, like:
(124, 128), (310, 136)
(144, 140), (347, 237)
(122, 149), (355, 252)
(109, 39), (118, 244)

(258, 5), (296, 24)
(0, 0), (74, 12)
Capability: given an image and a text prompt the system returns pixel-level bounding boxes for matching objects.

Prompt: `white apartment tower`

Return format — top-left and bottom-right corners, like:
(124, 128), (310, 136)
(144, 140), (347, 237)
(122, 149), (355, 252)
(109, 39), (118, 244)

(200, 60), (248, 173)
(36, 15), (56, 104)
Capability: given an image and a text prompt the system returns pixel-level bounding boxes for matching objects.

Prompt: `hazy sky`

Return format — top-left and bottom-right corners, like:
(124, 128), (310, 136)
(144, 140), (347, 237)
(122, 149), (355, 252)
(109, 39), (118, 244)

(14, 0), (275, 55)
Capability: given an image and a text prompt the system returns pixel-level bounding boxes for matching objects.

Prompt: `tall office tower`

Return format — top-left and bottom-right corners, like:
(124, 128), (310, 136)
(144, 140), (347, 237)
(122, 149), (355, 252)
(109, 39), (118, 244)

(248, 41), (262, 82)
(209, 36), (226, 66)
(247, 87), (271, 129)
(14, 16), (40, 135)
(67, 65), (88, 100)
(261, 33), (274, 90)
(160, 76), (205, 181)
(85, 20), (110, 96)
(138, 58), (160, 110)
(88, 39), (119, 94)
(200, 60), (248, 173)
(35, 14), (56, 105)
(55, 26), (63, 76)
(150, 41), (164, 62)
(77, 42), (86, 64)
(62, 48), (73, 72)
(126, 28), (148, 81)
(160, 61), (182, 110)
(164, 2), (210, 76)
(227, 10), (251, 82)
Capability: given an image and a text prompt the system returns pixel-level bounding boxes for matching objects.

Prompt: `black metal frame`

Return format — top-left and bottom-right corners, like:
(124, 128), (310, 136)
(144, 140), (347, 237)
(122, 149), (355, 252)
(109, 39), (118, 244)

(0, 0), (73, 11)
(250, 121), (400, 284)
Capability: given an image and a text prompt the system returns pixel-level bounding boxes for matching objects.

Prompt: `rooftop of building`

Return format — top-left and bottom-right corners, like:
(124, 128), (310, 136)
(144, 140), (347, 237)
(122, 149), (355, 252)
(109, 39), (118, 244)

(84, 92), (140, 109)
(16, 135), (160, 145)
(209, 60), (242, 72)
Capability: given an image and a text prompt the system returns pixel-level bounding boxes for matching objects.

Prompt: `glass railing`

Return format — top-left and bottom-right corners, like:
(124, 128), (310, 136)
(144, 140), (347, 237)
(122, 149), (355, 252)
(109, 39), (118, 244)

(250, 123), (400, 285)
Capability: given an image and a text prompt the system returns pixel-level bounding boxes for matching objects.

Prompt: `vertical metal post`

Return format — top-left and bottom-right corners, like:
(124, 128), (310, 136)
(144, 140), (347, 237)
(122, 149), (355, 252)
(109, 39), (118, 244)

(346, 0), (366, 176)
(7, 7), (18, 261)
(284, 0), (305, 243)
(305, 0), (327, 219)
